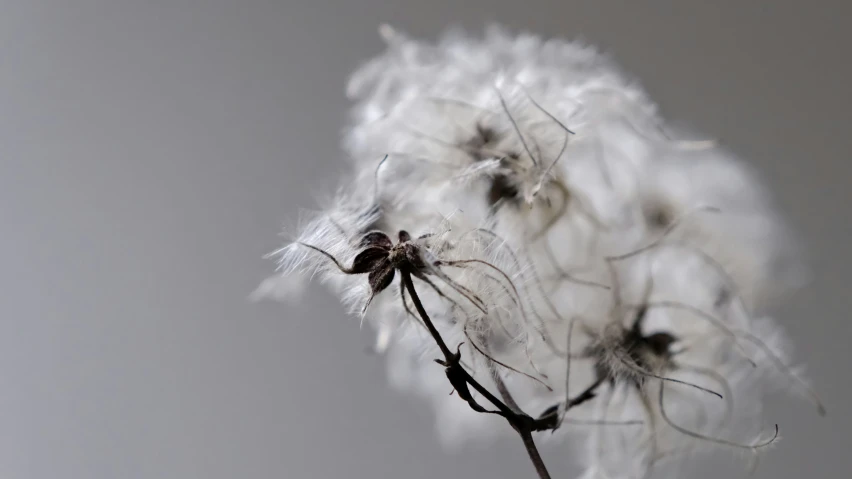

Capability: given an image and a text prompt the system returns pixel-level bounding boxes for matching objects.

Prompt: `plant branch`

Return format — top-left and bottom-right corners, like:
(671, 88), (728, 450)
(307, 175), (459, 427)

(399, 268), (553, 479)
(520, 429), (553, 479)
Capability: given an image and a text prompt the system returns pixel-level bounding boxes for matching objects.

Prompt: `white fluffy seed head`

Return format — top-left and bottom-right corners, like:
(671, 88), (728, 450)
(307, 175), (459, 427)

(258, 25), (818, 477)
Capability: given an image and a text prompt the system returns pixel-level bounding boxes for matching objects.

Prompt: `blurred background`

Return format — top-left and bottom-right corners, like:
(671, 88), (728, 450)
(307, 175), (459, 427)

(1, 1), (849, 478)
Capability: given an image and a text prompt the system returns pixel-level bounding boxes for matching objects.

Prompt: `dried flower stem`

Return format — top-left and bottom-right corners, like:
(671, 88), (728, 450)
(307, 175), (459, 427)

(520, 429), (552, 479)
(400, 269), (553, 479)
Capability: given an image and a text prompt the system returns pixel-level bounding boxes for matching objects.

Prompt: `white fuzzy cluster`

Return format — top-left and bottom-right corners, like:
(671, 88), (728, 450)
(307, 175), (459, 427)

(258, 26), (821, 478)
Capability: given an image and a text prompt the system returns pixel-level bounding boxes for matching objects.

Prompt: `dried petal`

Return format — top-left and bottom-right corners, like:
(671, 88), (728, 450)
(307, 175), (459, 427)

(367, 263), (395, 294)
(351, 247), (390, 274)
(359, 231), (393, 249)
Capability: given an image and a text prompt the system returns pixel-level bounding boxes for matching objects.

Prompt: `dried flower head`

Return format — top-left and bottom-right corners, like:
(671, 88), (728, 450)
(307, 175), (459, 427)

(257, 25), (822, 479)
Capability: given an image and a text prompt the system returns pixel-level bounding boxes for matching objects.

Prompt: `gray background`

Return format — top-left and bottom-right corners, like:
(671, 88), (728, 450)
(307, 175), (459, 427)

(1, 1), (849, 478)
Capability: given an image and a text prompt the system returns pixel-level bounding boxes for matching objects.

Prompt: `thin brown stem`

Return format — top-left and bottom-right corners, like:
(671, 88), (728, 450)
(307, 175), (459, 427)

(520, 429), (552, 479)
(400, 269), (452, 359)
(399, 268), (554, 479)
